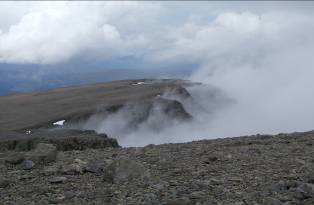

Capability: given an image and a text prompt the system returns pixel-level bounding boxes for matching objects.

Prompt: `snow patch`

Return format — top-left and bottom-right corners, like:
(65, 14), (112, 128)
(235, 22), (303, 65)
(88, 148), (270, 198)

(53, 120), (65, 126)
(132, 82), (145, 86)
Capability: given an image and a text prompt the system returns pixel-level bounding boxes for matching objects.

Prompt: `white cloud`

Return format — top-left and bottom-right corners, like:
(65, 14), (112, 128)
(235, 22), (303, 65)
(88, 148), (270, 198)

(185, 11), (314, 136)
(1, 2), (313, 65)
(0, 1), (162, 64)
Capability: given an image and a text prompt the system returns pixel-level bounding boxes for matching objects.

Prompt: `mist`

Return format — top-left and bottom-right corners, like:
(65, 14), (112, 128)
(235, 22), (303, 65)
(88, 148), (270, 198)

(188, 12), (314, 138)
(2, 2), (314, 146)
(65, 9), (314, 147)
(69, 84), (231, 147)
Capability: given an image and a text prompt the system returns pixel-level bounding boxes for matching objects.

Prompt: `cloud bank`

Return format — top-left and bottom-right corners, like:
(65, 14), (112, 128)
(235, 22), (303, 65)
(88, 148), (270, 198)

(2, 2), (313, 66)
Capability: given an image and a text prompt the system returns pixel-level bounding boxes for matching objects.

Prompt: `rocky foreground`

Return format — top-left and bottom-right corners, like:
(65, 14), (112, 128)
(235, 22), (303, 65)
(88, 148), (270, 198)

(1, 129), (314, 205)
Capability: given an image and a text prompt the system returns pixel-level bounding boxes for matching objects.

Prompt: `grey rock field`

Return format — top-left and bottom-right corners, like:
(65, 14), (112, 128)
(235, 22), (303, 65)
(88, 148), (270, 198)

(0, 131), (314, 204)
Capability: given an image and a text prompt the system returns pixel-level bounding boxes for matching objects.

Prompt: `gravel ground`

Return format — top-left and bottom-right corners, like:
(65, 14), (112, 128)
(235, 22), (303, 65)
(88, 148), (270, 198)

(1, 131), (314, 205)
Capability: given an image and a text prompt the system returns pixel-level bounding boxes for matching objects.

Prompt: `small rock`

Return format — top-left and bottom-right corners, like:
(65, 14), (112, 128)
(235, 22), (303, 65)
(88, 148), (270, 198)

(152, 181), (169, 191)
(103, 159), (150, 184)
(21, 159), (35, 170)
(166, 197), (192, 205)
(42, 165), (59, 176)
(210, 178), (223, 185)
(74, 158), (87, 166)
(189, 191), (206, 199)
(48, 176), (67, 184)
(294, 183), (314, 199)
(233, 202), (246, 205)
(0, 178), (10, 188)
(277, 180), (299, 193)
(64, 191), (77, 199)
(60, 164), (81, 175)
(303, 198), (314, 205)
(5, 152), (25, 165)
(228, 177), (243, 183)
(282, 202), (299, 205)
(202, 156), (218, 164)
(19, 174), (34, 180)
(142, 193), (159, 205)
(305, 170), (314, 184)
(27, 143), (57, 164)
(261, 197), (283, 205)
(85, 161), (105, 174)
(60, 158), (87, 175)
(48, 195), (66, 204)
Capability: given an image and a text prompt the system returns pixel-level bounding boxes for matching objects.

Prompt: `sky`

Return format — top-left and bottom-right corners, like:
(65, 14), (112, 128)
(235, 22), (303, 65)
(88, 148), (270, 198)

(0, 1), (313, 66)
(1, 1), (314, 144)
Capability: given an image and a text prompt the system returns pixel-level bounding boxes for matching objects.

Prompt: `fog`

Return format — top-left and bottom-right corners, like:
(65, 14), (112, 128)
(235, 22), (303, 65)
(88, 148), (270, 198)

(188, 11), (314, 142)
(188, 12), (314, 138)
(70, 84), (232, 147)
(2, 2), (314, 146)
(68, 9), (314, 147)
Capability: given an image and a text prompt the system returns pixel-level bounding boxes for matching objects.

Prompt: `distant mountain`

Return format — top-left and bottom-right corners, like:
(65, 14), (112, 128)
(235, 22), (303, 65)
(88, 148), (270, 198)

(0, 79), (190, 131)
(0, 62), (196, 96)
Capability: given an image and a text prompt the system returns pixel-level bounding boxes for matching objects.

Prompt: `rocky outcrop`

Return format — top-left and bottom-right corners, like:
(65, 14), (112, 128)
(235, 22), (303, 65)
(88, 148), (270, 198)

(4, 143), (57, 166)
(73, 95), (193, 135)
(0, 129), (119, 152)
(153, 97), (192, 121)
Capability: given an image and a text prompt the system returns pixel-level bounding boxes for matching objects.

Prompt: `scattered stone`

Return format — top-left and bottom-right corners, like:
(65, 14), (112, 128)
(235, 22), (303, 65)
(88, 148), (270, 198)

(64, 191), (77, 199)
(210, 178), (223, 185)
(4, 152), (25, 165)
(271, 180), (298, 193)
(303, 198), (314, 205)
(103, 159), (150, 184)
(294, 183), (314, 199)
(0, 178), (10, 188)
(261, 197), (283, 205)
(18, 174), (34, 181)
(20, 159), (35, 170)
(152, 180), (169, 191)
(189, 191), (206, 200)
(60, 164), (82, 175)
(85, 161), (105, 174)
(74, 158), (86, 165)
(228, 177), (243, 183)
(166, 197), (192, 205)
(142, 193), (159, 204)
(60, 159), (87, 175)
(41, 165), (59, 176)
(26, 143), (57, 164)
(48, 176), (67, 184)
